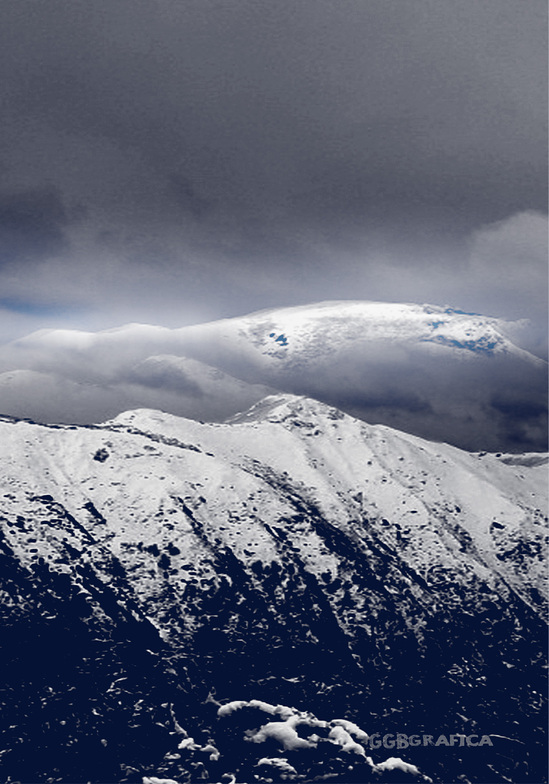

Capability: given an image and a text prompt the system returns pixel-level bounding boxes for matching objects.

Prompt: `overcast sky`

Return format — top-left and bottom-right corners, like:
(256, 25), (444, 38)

(0, 0), (546, 347)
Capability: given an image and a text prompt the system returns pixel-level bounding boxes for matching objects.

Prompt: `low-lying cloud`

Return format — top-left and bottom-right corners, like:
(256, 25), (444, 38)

(0, 302), (545, 452)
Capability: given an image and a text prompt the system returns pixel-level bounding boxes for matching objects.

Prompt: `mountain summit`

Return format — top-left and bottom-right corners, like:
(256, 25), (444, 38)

(0, 395), (546, 782)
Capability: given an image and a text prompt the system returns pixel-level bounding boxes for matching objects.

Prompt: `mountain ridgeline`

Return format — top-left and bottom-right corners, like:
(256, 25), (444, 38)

(0, 394), (547, 783)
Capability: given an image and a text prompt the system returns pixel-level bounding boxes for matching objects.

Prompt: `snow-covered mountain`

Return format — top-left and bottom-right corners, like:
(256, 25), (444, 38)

(0, 395), (546, 783)
(0, 301), (546, 451)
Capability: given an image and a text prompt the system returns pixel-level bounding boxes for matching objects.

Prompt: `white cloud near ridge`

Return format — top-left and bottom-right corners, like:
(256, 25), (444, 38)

(466, 211), (548, 357)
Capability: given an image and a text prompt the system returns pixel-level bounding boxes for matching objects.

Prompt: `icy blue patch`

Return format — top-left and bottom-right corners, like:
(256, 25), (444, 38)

(421, 335), (499, 353)
(269, 333), (289, 347)
(443, 307), (481, 317)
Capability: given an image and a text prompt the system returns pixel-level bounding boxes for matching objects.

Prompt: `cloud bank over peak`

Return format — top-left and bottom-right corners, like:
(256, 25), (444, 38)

(0, 300), (546, 452)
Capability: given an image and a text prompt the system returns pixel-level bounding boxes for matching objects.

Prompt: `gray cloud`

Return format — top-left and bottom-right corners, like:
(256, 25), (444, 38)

(0, 189), (68, 264)
(0, 0), (546, 340)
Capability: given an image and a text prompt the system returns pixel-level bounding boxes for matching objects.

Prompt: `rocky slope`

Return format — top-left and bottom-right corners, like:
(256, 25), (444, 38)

(0, 395), (547, 783)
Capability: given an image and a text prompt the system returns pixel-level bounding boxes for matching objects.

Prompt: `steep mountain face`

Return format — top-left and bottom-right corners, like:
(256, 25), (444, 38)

(0, 301), (546, 451)
(0, 395), (547, 783)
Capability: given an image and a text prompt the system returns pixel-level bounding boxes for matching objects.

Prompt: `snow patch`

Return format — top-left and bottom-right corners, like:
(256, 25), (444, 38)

(142, 778), (180, 784)
(217, 699), (296, 720)
(374, 756), (422, 776)
(218, 699), (427, 779)
(248, 719), (319, 750)
(328, 725), (367, 756)
(256, 757), (298, 774)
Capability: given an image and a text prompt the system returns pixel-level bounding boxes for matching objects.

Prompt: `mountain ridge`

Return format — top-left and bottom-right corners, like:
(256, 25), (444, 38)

(0, 394), (546, 782)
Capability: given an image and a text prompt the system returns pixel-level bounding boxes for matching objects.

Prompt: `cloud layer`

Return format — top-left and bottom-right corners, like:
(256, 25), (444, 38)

(0, 301), (545, 452)
(0, 1), (546, 340)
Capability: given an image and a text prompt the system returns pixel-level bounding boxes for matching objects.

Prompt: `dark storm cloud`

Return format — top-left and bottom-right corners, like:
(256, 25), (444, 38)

(169, 175), (214, 220)
(0, 189), (68, 263)
(0, 0), (546, 335)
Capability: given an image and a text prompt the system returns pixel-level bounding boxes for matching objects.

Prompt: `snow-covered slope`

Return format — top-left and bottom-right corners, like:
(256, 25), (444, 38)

(0, 395), (546, 783)
(0, 301), (546, 451)
(110, 395), (547, 618)
(172, 300), (542, 366)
